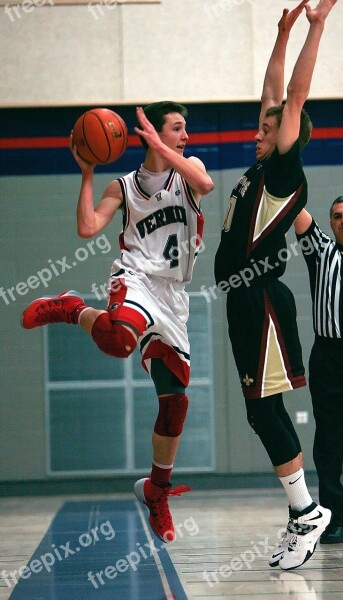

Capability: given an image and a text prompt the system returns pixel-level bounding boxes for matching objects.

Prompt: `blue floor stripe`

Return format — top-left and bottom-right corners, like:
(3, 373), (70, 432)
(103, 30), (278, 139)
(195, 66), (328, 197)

(156, 543), (189, 600)
(8, 500), (189, 600)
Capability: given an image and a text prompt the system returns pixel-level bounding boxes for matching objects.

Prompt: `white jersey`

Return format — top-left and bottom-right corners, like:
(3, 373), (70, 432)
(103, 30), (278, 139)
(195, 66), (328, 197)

(117, 167), (204, 283)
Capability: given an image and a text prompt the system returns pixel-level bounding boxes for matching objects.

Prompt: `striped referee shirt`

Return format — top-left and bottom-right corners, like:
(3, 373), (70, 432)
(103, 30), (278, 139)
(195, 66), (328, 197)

(297, 219), (343, 338)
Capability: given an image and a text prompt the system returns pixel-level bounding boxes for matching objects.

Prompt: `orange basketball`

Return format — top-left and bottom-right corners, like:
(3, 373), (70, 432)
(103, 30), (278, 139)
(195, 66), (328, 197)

(72, 108), (128, 165)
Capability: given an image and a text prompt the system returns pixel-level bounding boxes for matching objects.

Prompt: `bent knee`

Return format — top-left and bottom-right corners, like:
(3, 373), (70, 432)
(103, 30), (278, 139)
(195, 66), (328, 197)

(91, 313), (138, 358)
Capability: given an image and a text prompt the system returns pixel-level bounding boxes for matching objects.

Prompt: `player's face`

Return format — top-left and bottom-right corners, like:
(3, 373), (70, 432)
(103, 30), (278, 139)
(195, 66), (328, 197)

(330, 203), (343, 245)
(159, 113), (189, 154)
(254, 115), (279, 161)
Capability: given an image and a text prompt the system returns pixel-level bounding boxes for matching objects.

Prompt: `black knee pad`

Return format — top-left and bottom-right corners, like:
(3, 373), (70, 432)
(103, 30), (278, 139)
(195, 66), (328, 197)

(245, 395), (300, 466)
(246, 399), (271, 432)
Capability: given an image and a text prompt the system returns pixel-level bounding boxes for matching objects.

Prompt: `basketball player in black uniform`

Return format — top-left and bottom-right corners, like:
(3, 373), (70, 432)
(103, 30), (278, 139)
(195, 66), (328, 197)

(215, 0), (336, 570)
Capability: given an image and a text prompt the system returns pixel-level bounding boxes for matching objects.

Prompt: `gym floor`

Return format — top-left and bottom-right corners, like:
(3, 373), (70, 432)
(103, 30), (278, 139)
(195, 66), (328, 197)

(1, 486), (343, 599)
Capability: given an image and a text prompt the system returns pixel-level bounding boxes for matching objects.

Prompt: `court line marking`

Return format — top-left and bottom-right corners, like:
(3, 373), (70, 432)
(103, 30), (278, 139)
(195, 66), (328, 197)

(135, 500), (176, 600)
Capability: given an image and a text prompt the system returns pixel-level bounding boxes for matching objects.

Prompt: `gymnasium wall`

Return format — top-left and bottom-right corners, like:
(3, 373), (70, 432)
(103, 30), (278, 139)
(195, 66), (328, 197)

(1, 0), (343, 486)
(1, 0), (343, 106)
(1, 100), (343, 483)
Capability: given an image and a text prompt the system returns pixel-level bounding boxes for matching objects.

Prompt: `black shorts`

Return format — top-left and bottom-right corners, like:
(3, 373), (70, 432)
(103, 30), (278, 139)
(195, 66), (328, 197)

(227, 279), (306, 399)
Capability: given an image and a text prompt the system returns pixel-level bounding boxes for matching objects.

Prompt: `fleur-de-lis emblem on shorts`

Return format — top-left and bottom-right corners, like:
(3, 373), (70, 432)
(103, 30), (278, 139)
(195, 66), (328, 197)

(242, 373), (254, 386)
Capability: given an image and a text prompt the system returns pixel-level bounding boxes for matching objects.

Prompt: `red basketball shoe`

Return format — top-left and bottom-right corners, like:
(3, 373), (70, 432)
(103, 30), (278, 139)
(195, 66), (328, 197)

(134, 477), (192, 543)
(22, 290), (85, 329)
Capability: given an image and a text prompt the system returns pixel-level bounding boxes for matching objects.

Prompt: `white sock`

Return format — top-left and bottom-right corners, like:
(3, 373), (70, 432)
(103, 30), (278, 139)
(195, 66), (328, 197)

(77, 306), (93, 325)
(153, 460), (173, 469)
(279, 468), (313, 512)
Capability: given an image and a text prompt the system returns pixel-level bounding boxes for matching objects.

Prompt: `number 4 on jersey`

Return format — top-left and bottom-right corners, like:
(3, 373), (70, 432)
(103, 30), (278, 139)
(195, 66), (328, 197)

(163, 234), (179, 268)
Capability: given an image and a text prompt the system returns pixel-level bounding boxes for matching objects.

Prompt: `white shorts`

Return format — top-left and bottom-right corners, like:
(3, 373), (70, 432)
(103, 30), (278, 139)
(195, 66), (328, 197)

(107, 259), (190, 386)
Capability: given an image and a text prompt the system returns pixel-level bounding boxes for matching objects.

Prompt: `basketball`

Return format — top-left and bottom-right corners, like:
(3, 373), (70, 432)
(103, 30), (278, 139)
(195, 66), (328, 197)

(72, 108), (128, 165)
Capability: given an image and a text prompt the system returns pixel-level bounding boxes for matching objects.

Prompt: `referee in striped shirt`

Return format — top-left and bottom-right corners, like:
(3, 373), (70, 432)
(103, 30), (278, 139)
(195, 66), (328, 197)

(295, 197), (343, 543)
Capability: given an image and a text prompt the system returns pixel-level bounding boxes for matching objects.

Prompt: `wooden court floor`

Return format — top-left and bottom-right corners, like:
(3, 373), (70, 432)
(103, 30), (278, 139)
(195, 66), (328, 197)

(1, 487), (343, 599)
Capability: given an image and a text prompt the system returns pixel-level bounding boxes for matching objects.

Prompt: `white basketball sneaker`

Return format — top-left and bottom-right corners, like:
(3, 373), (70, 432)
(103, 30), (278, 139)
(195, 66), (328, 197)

(278, 502), (331, 571)
(269, 520), (293, 567)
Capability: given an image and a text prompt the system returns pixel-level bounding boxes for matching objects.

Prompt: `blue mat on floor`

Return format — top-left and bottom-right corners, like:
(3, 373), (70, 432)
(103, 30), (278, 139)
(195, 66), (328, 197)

(7, 499), (188, 600)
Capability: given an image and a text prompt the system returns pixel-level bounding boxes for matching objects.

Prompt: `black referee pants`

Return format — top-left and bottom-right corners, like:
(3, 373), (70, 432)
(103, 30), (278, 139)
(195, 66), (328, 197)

(309, 336), (343, 525)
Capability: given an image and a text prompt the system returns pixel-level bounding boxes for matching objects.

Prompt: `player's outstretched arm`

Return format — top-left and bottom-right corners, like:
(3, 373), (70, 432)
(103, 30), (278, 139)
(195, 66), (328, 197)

(259, 0), (309, 128)
(134, 107), (214, 202)
(277, 0), (337, 155)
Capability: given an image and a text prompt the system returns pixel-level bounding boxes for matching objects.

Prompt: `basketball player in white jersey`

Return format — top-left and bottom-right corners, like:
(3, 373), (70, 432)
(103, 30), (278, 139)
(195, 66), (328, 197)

(22, 101), (214, 543)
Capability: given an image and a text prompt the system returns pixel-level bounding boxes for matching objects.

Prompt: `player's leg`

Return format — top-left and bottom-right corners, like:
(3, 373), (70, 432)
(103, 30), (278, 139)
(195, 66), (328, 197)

(151, 358), (188, 479)
(21, 269), (149, 359)
(124, 276), (192, 541)
(22, 290), (90, 328)
(90, 266), (154, 357)
(245, 394), (331, 569)
(134, 359), (191, 543)
(245, 393), (304, 484)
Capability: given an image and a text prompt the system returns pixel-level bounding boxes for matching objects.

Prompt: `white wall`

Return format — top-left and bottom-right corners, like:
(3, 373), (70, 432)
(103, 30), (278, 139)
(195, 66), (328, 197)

(1, 0), (342, 106)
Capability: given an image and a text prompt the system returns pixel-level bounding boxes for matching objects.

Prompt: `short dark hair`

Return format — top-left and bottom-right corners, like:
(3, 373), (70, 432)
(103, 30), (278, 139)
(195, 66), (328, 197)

(265, 104), (313, 149)
(139, 101), (188, 150)
(330, 196), (343, 218)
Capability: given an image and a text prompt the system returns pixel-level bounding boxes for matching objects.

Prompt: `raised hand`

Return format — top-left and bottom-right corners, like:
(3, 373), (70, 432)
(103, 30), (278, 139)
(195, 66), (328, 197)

(304, 0), (337, 23)
(69, 132), (94, 172)
(134, 106), (163, 152)
(278, 0), (309, 34)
